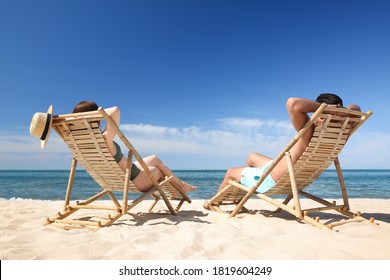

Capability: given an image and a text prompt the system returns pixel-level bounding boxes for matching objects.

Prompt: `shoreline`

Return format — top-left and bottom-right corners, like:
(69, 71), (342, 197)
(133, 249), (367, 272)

(1, 198), (389, 260)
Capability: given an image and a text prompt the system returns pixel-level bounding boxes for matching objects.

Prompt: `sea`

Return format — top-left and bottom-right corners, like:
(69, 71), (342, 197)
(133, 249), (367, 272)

(0, 169), (389, 201)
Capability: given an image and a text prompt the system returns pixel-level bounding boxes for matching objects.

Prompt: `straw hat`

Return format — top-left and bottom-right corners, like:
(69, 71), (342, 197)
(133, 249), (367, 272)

(30, 105), (53, 148)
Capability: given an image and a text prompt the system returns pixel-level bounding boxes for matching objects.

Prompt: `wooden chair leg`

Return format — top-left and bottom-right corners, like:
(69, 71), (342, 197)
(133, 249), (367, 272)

(64, 158), (77, 211)
(274, 194), (293, 213)
(334, 158), (350, 210)
(285, 152), (303, 219)
(121, 151), (132, 214)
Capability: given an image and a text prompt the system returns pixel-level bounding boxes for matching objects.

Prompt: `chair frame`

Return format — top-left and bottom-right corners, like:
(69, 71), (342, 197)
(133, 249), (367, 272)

(46, 108), (191, 231)
(205, 104), (374, 229)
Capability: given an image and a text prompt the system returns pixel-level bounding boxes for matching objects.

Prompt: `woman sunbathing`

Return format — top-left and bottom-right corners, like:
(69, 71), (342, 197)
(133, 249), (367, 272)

(73, 100), (197, 193)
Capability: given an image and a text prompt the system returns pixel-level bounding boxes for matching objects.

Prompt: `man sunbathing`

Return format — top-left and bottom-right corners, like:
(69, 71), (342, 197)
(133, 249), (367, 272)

(214, 93), (361, 195)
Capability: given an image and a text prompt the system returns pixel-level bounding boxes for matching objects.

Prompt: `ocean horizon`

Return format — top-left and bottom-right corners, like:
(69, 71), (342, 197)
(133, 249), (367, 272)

(0, 169), (389, 201)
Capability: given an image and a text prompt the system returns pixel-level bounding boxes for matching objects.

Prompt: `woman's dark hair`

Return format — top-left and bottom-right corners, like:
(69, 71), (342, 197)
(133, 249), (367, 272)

(315, 93), (343, 107)
(73, 100), (99, 113)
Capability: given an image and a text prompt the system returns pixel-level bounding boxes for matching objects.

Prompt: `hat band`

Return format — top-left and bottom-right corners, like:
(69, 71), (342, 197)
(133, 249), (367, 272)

(40, 114), (52, 141)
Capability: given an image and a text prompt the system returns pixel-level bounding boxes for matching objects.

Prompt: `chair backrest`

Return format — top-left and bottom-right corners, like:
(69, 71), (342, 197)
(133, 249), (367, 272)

(266, 106), (372, 195)
(52, 110), (140, 193)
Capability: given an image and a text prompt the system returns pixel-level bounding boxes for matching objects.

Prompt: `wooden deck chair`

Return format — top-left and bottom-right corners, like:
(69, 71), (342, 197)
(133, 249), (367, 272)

(205, 104), (374, 229)
(46, 108), (191, 231)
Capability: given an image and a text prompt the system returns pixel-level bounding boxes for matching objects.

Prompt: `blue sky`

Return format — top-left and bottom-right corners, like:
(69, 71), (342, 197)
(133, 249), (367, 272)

(1, 0), (389, 170)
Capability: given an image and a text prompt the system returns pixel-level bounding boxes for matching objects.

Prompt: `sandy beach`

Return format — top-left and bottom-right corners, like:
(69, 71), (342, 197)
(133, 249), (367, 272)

(1, 198), (389, 260)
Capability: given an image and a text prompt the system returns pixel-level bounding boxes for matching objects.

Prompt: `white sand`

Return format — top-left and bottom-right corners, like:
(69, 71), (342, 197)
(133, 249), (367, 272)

(1, 198), (389, 260)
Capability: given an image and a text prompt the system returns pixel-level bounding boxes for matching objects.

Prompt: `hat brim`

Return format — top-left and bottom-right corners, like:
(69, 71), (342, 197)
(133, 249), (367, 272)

(41, 105), (53, 148)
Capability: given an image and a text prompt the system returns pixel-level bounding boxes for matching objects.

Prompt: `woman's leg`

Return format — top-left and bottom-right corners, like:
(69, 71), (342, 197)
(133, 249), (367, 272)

(135, 155), (197, 192)
(132, 167), (163, 192)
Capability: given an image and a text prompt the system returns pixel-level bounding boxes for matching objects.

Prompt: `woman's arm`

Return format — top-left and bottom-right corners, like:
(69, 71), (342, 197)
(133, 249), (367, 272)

(102, 106), (121, 141)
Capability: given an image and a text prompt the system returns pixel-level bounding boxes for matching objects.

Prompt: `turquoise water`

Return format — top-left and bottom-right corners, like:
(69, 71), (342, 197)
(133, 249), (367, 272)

(0, 169), (389, 200)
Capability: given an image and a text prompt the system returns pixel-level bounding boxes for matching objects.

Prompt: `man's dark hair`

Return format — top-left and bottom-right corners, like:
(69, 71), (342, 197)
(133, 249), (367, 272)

(315, 93), (343, 107)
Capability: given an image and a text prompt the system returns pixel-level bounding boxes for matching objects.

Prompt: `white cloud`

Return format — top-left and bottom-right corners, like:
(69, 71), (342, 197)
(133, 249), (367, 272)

(0, 118), (389, 169)
(339, 131), (390, 169)
(217, 117), (293, 133)
(120, 118), (295, 159)
(0, 130), (71, 169)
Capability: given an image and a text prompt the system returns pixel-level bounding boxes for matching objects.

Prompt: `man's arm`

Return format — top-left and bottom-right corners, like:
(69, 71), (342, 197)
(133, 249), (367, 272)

(346, 104), (361, 112)
(286, 97), (321, 132)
